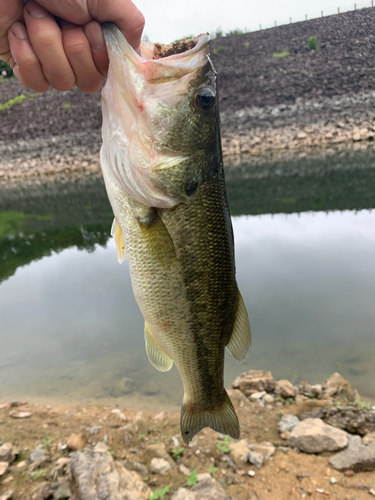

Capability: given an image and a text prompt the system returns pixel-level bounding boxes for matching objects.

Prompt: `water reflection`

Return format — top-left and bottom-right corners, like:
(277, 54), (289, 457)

(1, 149), (375, 407)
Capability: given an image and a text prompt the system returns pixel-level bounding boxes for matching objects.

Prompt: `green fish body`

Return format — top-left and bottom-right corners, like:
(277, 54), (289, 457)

(101, 25), (251, 444)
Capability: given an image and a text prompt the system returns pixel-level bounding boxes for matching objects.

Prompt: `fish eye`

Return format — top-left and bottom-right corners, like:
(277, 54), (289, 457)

(195, 88), (216, 112)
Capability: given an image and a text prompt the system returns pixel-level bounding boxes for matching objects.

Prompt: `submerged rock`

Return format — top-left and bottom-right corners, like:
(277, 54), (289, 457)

(70, 446), (151, 500)
(329, 442), (375, 472)
(288, 418), (348, 453)
(171, 477), (232, 500)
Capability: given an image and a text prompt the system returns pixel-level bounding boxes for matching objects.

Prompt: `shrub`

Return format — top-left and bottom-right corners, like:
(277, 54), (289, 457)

(0, 60), (13, 78)
(244, 41), (250, 48)
(218, 45), (226, 54)
(308, 36), (320, 51)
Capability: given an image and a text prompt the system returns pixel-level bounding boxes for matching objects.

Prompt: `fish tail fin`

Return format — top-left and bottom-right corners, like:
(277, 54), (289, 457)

(180, 390), (240, 445)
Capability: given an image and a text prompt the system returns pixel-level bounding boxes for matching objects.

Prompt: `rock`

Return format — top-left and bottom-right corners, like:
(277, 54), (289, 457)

(0, 462), (9, 476)
(67, 434), (87, 451)
(274, 380), (297, 399)
(323, 406), (375, 436)
(311, 384), (323, 398)
(347, 434), (362, 447)
(369, 488), (375, 497)
(363, 432), (375, 445)
(196, 473), (211, 481)
(30, 445), (46, 463)
(86, 426), (102, 435)
(70, 447), (152, 500)
(179, 464), (191, 476)
(171, 477), (232, 500)
(321, 373), (360, 402)
(31, 482), (52, 500)
(53, 479), (72, 499)
(248, 451), (263, 469)
(228, 439), (250, 466)
(297, 381), (313, 396)
(249, 391), (266, 400)
(263, 394), (274, 403)
(0, 444), (14, 464)
(93, 442), (109, 453)
(144, 443), (174, 466)
(9, 411), (31, 419)
(248, 470), (256, 477)
(288, 418), (348, 453)
(249, 442), (275, 461)
(329, 443), (375, 472)
(277, 415), (300, 433)
(248, 491), (260, 500)
(0, 491), (13, 500)
(330, 477), (337, 484)
(150, 458), (171, 475)
(232, 370), (275, 396)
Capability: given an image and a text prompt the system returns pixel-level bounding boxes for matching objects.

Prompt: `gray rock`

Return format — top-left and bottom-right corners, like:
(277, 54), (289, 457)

(363, 432), (375, 445)
(0, 443), (14, 464)
(70, 447), (152, 500)
(323, 406), (375, 436)
(347, 434), (362, 448)
(248, 451), (263, 469)
(144, 443), (174, 466)
(150, 458), (171, 475)
(329, 443), (375, 472)
(277, 415), (300, 433)
(31, 482), (53, 500)
(288, 418), (348, 453)
(53, 479), (71, 500)
(274, 380), (298, 399)
(228, 439), (250, 466)
(171, 477), (232, 500)
(30, 445), (46, 463)
(321, 372), (360, 402)
(0, 462), (9, 476)
(249, 442), (275, 460)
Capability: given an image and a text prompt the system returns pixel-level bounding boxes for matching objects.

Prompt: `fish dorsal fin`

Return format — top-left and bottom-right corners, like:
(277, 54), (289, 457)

(226, 291), (252, 362)
(144, 322), (173, 372)
(111, 218), (126, 263)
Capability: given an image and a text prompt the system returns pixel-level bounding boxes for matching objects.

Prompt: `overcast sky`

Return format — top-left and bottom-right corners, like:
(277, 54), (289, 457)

(136, 0), (373, 42)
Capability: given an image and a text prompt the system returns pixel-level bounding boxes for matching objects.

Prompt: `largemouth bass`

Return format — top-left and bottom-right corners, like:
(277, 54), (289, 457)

(100, 24), (251, 444)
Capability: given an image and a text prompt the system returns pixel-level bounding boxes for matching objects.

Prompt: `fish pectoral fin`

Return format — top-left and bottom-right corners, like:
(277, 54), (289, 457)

(111, 218), (126, 264)
(180, 390), (240, 445)
(144, 322), (173, 372)
(226, 291), (252, 362)
(137, 207), (176, 266)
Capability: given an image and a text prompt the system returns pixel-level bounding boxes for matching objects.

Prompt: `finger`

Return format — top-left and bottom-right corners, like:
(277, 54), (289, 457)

(0, 0), (24, 64)
(8, 21), (50, 92)
(84, 22), (109, 76)
(61, 21), (103, 93)
(23, 1), (76, 91)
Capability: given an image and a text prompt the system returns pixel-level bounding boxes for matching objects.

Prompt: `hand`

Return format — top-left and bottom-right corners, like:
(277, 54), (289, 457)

(0, 0), (144, 93)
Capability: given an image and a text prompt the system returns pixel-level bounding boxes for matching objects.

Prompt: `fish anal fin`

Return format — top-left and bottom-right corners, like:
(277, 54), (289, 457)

(226, 291), (252, 362)
(180, 390), (239, 445)
(111, 218), (126, 264)
(144, 322), (173, 372)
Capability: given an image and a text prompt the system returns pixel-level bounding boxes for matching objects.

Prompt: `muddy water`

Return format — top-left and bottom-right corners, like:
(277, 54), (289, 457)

(1, 149), (375, 409)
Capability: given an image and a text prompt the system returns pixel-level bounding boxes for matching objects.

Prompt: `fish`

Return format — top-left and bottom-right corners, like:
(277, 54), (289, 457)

(100, 23), (252, 444)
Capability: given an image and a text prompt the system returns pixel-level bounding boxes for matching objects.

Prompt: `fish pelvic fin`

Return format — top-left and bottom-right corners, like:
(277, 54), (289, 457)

(180, 390), (240, 445)
(144, 322), (173, 372)
(111, 218), (126, 263)
(226, 291), (252, 362)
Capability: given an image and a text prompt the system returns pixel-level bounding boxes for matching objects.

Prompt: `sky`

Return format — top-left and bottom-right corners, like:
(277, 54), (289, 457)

(136, 0), (374, 43)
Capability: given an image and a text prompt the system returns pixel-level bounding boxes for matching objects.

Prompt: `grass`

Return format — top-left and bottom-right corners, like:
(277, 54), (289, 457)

(171, 446), (185, 459)
(0, 92), (41, 111)
(244, 41), (250, 48)
(354, 400), (372, 410)
(184, 468), (198, 487)
(150, 485), (170, 500)
(216, 435), (232, 453)
(62, 102), (72, 110)
(308, 36), (320, 51)
(207, 465), (218, 477)
(213, 45), (226, 56)
(273, 51), (290, 59)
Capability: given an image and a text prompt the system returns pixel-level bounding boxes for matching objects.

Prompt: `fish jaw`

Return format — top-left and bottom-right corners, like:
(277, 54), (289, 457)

(101, 24), (212, 208)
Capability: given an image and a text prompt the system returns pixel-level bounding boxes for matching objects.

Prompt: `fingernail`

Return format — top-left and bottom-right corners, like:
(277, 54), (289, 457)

(26, 1), (48, 18)
(10, 23), (28, 40)
(85, 23), (105, 51)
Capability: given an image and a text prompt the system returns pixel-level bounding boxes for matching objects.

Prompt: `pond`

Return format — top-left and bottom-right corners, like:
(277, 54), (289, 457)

(1, 148), (375, 410)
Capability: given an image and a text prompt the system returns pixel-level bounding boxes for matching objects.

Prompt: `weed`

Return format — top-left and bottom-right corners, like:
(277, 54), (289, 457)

(244, 42), (250, 48)
(185, 468), (198, 487)
(308, 36), (320, 51)
(216, 435), (232, 453)
(273, 51), (290, 59)
(332, 401), (342, 407)
(150, 484), (170, 500)
(108, 451), (115, 456)
(215, 28), (223, 38)
(171, 446), (185, 459)
(0, 92), (40, 111)
(227, 28), (245, 36)
(62, 103), (72, 110)
(354, 400), (372, 410)
(217, 45), (226, 54)
(32, 469), (47, 480)
(213, 49), (218, 56)
(207, 465), (218, 477)
(42, 438), (52, 446)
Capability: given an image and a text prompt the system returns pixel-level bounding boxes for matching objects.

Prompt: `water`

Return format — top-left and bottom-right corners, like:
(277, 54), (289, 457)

(1, 148), (375, 409)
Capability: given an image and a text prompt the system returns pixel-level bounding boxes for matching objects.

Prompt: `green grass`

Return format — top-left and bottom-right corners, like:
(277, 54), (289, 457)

(0, 92), (41, 111)
(62, 102), (72, 110)
(273, 51), (290, 59)
(184, 468), (198, 487)
(244, 41), (250, 48)
(171, 446), (185, 459)
(150, 485), (170, 499)
(216, 435), (233, 453)
(308, 36), (320, 51)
